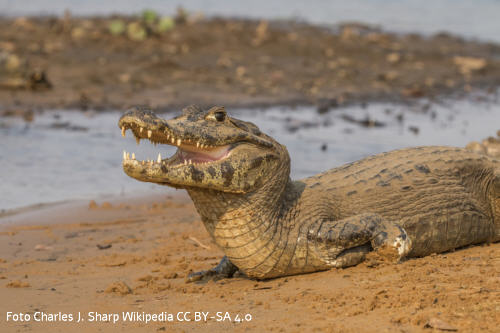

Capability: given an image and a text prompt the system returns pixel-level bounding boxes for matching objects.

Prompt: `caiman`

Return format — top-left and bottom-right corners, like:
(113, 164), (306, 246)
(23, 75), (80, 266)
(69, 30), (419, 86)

(118, 105), (500, 281)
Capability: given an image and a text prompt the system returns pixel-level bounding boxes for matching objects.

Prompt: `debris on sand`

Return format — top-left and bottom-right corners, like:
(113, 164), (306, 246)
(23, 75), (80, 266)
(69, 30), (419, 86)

(6, 280), (30, 288)
(104, 281), (132, 295)
(424, 317), (458, 331)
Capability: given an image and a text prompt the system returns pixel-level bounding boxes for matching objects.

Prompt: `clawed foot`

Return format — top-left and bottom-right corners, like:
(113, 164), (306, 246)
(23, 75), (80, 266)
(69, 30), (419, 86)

(186, 256), (239, 283)
(372, 225), (412, 262)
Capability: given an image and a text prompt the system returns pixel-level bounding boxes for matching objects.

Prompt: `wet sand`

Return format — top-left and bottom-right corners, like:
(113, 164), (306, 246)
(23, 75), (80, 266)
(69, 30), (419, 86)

(0, 193), (498, 332)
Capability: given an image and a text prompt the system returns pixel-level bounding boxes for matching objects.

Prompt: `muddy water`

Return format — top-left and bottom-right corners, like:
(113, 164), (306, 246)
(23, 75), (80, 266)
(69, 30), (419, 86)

(1, 98), (499, 210)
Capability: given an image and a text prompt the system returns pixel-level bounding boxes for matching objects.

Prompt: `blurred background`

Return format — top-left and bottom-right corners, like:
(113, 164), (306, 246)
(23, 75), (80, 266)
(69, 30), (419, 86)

(1, 0), (500, 211)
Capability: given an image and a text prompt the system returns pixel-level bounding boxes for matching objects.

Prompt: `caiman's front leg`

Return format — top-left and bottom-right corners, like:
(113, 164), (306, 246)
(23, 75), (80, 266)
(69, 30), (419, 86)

(186, 256), (239, 283)
(311, 213), (412, 268)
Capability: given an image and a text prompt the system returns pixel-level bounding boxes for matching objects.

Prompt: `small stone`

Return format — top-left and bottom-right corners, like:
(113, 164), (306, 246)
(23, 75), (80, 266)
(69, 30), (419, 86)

(96, 244), (112, 250)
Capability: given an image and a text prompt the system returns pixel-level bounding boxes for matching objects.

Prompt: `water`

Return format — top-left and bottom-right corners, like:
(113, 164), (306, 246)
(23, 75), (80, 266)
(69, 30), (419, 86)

(1, 97), (499, 210)
(1, 0), (500, 43)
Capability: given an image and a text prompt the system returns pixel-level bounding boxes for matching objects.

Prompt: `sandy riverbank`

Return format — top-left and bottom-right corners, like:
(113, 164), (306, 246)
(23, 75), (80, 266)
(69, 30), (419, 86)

(0, 192), (498, 332)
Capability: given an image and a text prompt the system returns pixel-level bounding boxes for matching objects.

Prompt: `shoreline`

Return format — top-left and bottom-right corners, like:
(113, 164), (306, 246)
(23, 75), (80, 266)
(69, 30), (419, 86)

(0, 190), (191, 229)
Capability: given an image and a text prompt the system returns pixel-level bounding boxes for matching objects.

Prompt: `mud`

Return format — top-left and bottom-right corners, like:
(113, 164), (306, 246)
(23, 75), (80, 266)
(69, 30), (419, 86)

(1, 14), (500, 112)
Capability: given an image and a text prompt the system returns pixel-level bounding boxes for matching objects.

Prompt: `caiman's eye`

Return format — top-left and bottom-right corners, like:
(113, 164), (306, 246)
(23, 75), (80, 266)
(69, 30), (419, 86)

(214, 111), (226, 122)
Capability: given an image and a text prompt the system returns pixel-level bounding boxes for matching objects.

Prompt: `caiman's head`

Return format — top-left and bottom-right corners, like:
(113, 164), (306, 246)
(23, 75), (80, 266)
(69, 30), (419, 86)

(118, 105), (289, 193)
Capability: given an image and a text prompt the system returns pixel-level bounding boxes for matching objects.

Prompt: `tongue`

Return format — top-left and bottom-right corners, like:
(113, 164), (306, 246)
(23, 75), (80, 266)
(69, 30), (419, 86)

(179, 146), (229, 163)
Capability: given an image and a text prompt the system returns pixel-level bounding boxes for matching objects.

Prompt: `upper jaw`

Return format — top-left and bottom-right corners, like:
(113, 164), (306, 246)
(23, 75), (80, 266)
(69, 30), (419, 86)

(119, 118), (220, 149)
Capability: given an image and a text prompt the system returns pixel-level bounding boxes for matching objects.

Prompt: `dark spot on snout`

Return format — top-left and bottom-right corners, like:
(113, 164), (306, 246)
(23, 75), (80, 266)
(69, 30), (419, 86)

(191, 166), (205, 182)
(207, 166), (217, 177)
(401, 185), (412, 191)
(347, 190), (357, 196)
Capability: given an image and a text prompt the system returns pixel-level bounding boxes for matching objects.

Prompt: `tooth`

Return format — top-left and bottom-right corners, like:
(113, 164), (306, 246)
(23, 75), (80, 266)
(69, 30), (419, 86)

(189, 159), (192, 164)
(184, 160), (187, 165)
(147, 130), (152, 138)
(140, 127), (144, 133)
(126, 153), (130, 160)
(123, 150), (126, 160)
(196, 142), (200, 148)
(157, 153), (161, 163)
(171, 137), (175, 144)
(142, 160), (145, 165)
(121, 126), (126, 137)
(177, 138), (181, 146)
(132, 153), (135, 160)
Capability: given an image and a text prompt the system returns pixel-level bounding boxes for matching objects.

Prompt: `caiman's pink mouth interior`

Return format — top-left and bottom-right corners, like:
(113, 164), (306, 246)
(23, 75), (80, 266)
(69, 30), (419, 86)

(122, 140), (232, 167)
(177, 145), (231, 164)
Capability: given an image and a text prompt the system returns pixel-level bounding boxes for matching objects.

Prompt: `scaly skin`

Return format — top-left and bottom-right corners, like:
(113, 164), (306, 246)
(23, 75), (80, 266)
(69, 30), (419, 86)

(118, 105), (500, 280)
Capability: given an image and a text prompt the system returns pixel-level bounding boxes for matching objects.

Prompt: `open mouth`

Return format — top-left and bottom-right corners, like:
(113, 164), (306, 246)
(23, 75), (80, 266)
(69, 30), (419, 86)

(120, 124), (232, 168)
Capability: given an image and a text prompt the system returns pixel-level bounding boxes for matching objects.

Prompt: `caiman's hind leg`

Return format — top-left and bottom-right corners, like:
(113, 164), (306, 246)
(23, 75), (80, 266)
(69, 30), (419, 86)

(311, 213), (412, 267)
(186, 256), (239, 283)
